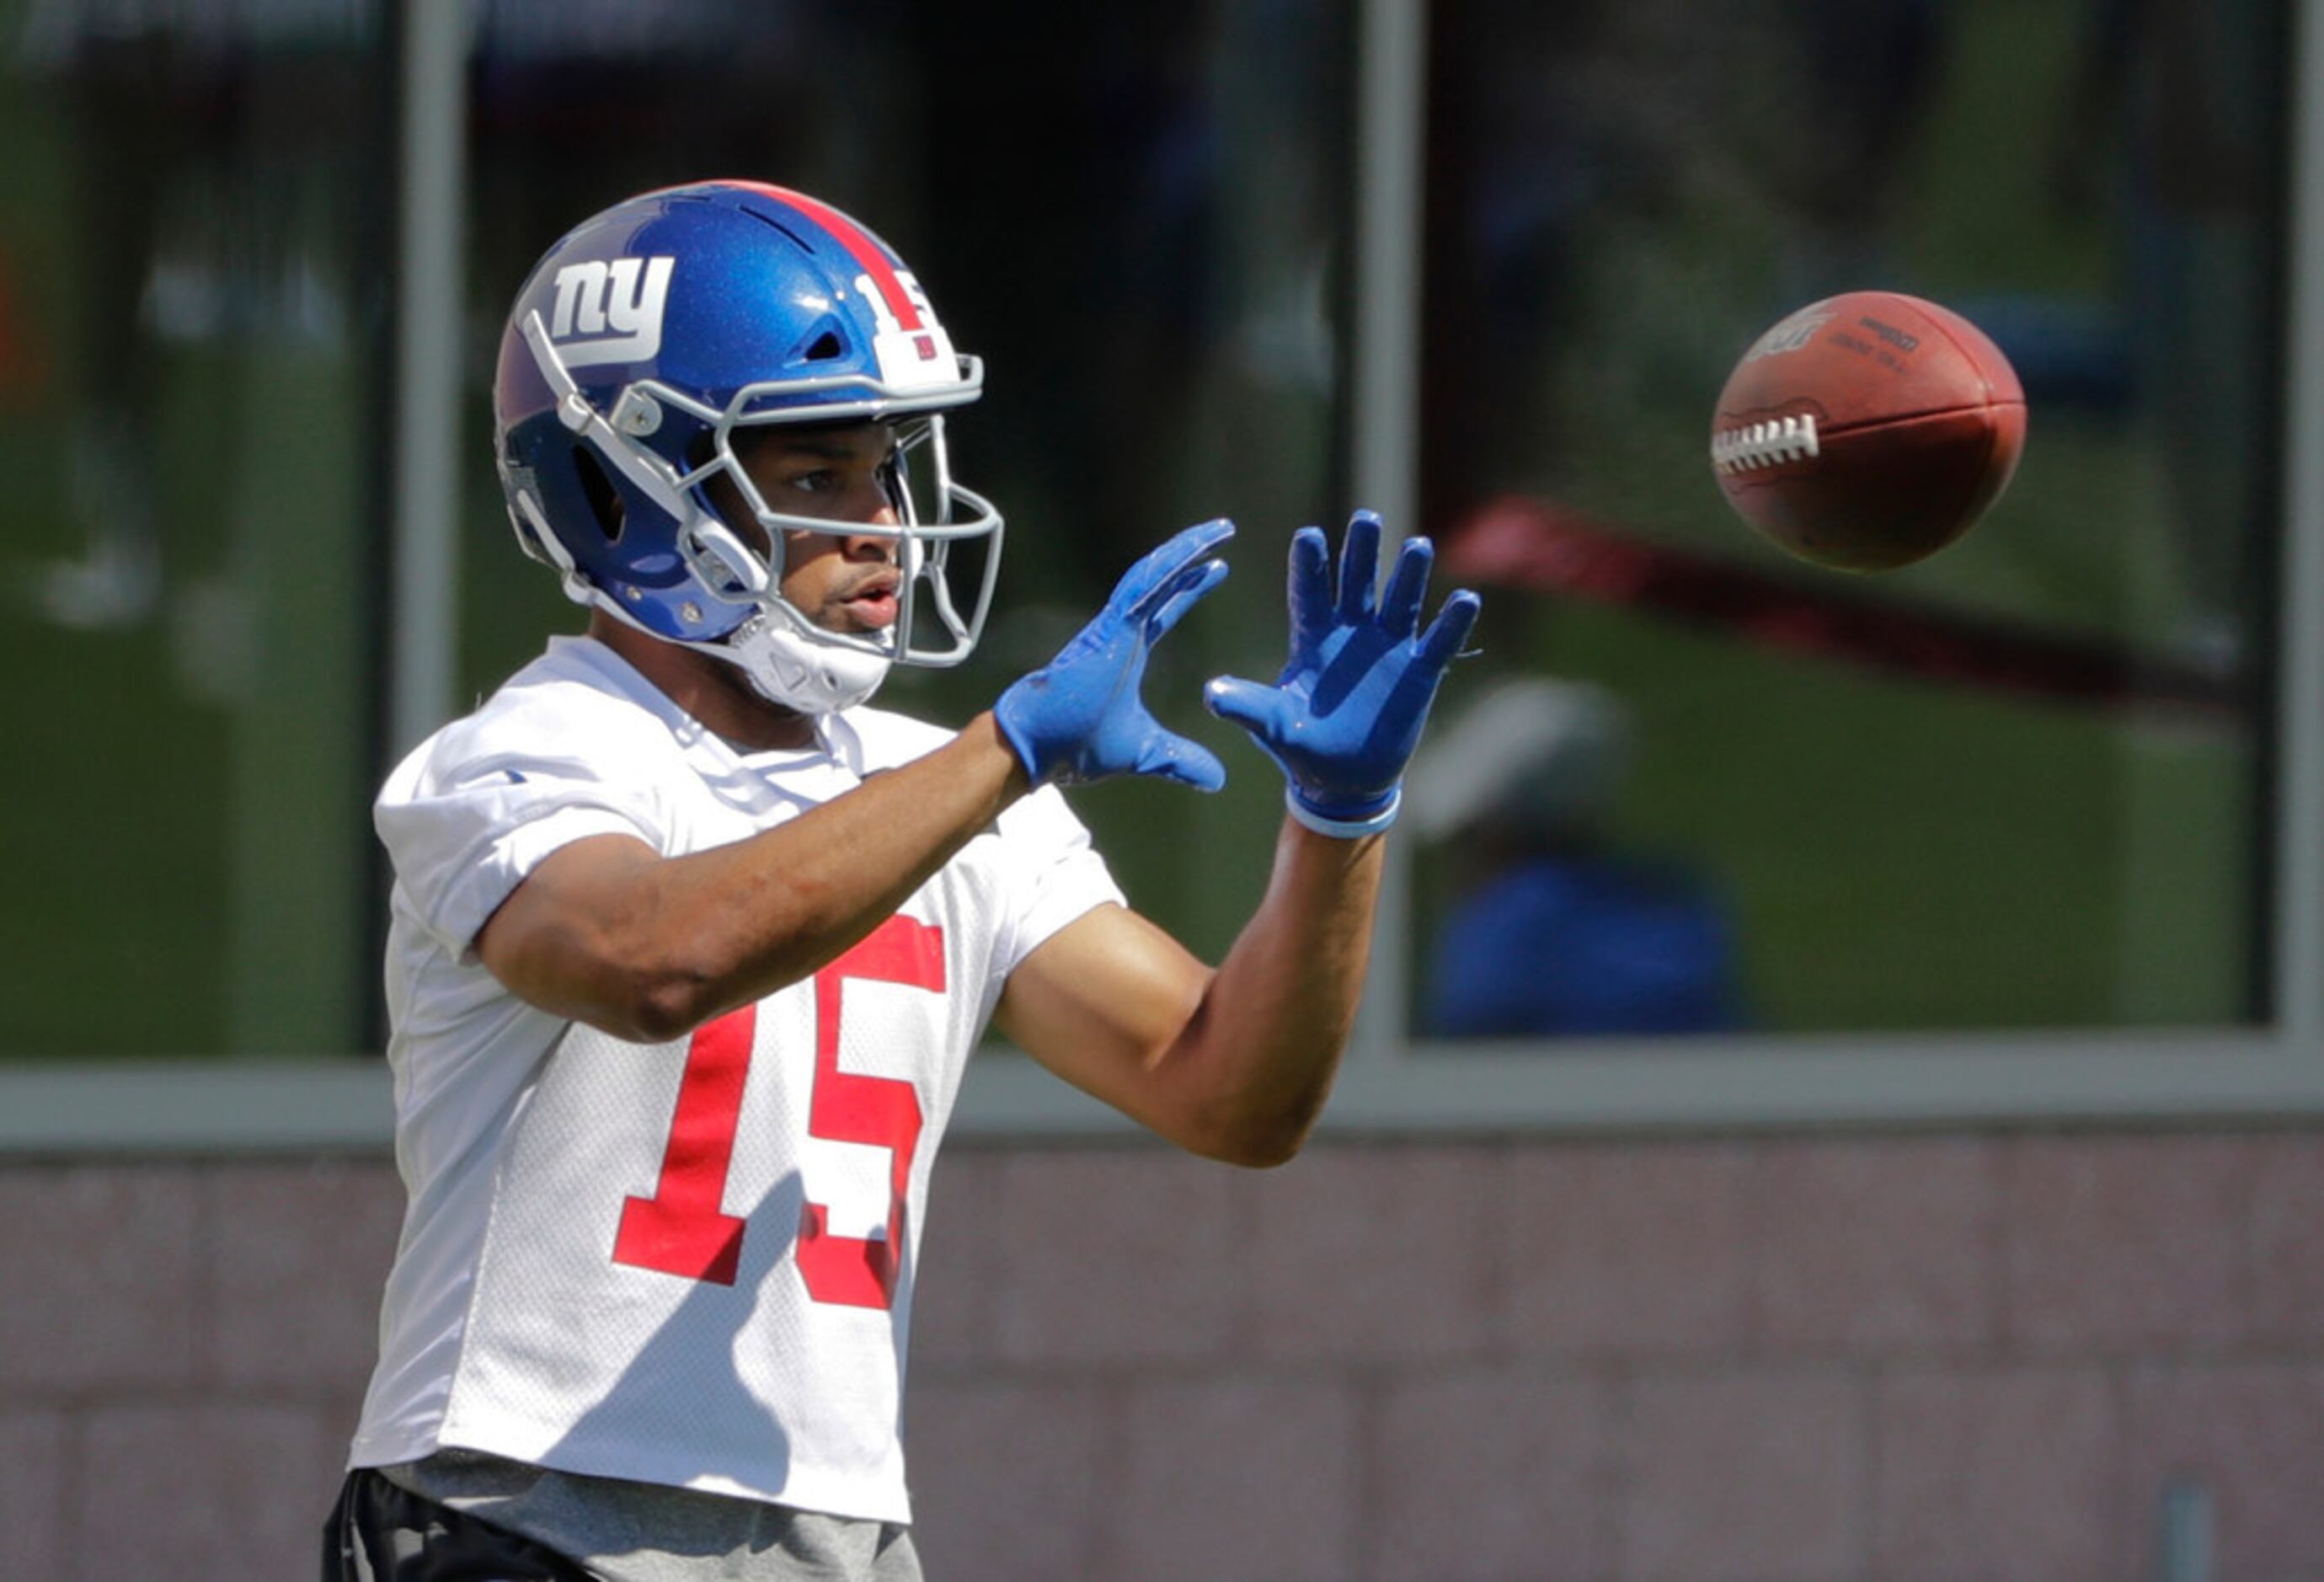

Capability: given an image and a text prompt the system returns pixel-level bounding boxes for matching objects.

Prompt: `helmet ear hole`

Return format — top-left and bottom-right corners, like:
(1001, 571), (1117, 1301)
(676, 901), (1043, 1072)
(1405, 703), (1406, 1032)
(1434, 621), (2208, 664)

(571, 446), (625, 545)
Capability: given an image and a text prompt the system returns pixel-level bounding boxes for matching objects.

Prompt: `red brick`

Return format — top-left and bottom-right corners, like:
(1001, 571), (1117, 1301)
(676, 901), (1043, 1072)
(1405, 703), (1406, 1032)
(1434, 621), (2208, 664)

(212, 1160), (402, 1388)
(906, 1377), (1105, 1580)
(908, 1149), (1007, 1371)
(1621, 1371), (1865, 1582)
(2249, 1136), (2324, 1347)
(2118, 1363), (2324, 1579)
(1373, 1367), (1611, 1582)
(987, 1150), (1246, 1365)
(1752, 1139), (2000, 1354)
(1507, 1144), (1750, 1355)
(1872, 1367), (2114, 1582)
(1251, 1145), (1498, 1362)
(2003, 1137), (2252, 1351)
(0, 1410), (64, 1582)
(76, 1403), (343, 1580)
(0, 1164), (200, 1392)
(1103, 1376), (1359, 1582)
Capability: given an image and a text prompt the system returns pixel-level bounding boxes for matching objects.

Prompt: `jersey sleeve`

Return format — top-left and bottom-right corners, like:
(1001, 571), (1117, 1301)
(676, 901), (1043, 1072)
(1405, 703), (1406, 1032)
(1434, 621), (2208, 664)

(374, 699), (672, 959)
(991, 785), (1127, 981)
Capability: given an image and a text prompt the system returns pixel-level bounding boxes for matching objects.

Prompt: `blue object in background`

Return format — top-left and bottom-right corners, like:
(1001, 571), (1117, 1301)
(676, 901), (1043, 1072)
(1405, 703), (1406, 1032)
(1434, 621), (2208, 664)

(1408, 677), (1748, 1039)
(1424, 855), (1744, 1037)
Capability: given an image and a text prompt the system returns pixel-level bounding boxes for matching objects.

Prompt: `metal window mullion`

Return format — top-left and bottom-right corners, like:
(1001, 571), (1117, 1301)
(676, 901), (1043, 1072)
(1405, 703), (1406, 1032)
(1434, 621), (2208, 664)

(2275, 0), (2324, 1043)
(1348, 0), (1428, 1071)
(389, 0), (473, 756)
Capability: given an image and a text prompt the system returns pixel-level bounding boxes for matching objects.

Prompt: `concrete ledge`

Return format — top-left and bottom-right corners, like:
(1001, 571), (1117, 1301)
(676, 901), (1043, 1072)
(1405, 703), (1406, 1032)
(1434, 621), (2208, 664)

(0, 1061), (395, 1153)
(8, 1028), (2324, 1156)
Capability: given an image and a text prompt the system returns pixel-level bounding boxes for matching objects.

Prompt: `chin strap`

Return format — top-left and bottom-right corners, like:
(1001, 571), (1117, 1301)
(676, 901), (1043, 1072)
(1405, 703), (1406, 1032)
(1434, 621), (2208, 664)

(723, 610), (893, 714)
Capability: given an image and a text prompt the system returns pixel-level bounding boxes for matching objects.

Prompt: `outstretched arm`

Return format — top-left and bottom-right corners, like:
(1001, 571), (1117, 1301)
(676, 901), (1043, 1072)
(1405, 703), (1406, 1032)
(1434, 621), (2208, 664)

(997, 513), (1478, 1165)
(477, 521), (1237, 1041)
(995, 824), (1384, 1167)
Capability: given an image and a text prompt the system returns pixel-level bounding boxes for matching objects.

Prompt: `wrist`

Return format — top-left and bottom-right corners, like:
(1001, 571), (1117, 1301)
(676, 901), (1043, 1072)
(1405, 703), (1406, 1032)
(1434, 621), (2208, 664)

(1285, 784), (1400, 838)
(964, 709), (1039, 800)
(991, 678), (1056, 786)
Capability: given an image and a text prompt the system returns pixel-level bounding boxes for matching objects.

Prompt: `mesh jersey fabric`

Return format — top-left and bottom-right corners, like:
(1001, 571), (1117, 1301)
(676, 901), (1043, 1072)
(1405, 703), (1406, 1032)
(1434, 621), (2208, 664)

(349, 635), (1124, 1524)
(379, 1451), (923, 1582)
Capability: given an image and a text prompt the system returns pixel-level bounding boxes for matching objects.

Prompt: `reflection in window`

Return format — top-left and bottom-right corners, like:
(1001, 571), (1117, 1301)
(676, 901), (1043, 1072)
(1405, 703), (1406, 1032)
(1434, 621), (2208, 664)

(0, 2), (390, 1056)
(1408, 678), (1749, 1038)
(1417, 0), (2284, 1034)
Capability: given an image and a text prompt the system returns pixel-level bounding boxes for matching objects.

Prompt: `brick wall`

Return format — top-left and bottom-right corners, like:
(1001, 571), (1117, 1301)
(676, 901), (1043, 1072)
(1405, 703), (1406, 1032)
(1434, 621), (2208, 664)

(6, 1133), (2323, 1580)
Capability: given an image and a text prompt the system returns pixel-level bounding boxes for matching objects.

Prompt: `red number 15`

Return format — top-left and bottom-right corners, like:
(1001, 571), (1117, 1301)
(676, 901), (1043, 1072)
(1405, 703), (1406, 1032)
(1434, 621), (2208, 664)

(612, 915), (946, 1309)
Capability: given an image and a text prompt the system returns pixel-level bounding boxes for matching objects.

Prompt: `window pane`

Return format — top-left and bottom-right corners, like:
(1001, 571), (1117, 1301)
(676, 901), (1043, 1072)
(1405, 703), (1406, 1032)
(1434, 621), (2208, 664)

(454, 0), (1352, 962)
(0, 3), (390, 1056)
(1411, 0), (2282, 1037)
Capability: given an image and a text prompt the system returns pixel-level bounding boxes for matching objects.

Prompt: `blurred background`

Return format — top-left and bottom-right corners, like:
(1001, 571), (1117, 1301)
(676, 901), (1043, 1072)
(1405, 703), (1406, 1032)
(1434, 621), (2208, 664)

(0, 0), (2287, 1056)
(1, 0), (2318, 1577)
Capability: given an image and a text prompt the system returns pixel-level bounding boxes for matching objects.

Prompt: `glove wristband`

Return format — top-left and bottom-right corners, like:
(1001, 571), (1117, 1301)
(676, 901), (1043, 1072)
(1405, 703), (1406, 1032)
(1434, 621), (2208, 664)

(1285, 785), (1401, 839)
(993, 684), (1060, 786)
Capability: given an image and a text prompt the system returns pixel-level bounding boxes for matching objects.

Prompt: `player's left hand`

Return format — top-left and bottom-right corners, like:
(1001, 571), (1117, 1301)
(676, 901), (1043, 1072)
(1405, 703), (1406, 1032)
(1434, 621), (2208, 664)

(994, 518), (1234, 789)
(1204, 511), (1480, 837)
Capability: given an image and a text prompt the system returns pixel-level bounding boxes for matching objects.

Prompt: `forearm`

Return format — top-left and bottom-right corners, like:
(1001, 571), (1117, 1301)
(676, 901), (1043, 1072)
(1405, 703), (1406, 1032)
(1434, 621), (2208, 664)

(488, 713), (1028, 1038)
(1159, 511), (1469, 1158)
(1163, 818), (1386, 1162)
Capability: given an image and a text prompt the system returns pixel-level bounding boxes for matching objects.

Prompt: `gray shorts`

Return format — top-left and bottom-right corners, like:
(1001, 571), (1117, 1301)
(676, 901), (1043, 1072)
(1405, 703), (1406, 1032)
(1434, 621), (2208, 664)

(372, 1450), (922, 1582)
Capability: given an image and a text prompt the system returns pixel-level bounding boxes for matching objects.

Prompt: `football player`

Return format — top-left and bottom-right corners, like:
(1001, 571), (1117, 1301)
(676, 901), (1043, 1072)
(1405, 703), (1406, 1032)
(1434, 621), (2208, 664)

(326, 180), (1477, 1582)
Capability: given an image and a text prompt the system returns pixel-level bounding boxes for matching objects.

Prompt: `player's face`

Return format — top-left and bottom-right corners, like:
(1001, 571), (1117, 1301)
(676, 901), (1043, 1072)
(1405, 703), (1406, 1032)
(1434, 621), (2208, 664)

(728, 422), (906, 636)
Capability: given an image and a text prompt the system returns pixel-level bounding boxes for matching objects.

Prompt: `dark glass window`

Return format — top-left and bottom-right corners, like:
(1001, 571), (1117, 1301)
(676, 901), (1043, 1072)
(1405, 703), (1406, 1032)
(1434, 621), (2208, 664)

(1411, 0), (2284, 1036)
(0, 3), (391, 1055)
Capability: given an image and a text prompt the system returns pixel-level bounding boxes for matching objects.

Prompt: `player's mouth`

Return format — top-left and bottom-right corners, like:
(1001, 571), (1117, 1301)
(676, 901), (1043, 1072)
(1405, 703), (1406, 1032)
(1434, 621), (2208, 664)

(831, 573), (900, 631)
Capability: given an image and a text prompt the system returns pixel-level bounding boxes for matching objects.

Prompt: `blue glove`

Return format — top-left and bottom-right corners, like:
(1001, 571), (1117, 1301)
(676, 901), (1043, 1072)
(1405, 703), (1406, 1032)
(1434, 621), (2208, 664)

(995, 518), (1235, 789)
(1204, 511), (1480, 837)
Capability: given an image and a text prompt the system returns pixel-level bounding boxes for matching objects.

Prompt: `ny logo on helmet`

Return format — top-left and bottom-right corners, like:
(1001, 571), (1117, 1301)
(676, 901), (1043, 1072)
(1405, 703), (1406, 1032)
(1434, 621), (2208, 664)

(549, 256), (676, 368)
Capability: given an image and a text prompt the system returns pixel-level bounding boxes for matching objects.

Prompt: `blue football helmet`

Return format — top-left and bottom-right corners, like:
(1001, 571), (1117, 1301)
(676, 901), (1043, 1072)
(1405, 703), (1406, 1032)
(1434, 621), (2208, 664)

(493, 179), (1002, 712)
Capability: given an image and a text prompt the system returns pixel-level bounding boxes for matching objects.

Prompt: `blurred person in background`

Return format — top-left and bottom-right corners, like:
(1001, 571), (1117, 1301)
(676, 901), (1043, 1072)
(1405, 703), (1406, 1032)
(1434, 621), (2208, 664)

(1412, 677), (1745, 1038)
(15, 0), (377, 631)
(323, 180), (1477, 1582)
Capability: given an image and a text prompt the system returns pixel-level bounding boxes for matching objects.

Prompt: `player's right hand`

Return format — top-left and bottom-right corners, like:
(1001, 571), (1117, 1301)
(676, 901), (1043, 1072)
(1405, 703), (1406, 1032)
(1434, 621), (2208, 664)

(994, 518), (1234, 789)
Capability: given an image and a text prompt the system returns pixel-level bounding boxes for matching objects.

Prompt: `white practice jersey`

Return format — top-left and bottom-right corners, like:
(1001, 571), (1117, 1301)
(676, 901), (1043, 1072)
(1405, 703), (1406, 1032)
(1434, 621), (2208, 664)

(348, 636), (1123, 1524)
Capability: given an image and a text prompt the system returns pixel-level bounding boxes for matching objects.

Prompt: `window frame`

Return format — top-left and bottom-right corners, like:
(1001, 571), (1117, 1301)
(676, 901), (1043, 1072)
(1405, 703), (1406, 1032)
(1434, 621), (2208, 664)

(1306, 0), (2324, 1132)
(4, 0), (2322, 1154)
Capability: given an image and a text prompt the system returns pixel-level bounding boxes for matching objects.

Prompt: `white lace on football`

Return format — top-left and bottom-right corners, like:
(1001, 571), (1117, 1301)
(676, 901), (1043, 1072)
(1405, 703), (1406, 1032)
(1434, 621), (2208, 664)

(1711, 413), (1821, 474)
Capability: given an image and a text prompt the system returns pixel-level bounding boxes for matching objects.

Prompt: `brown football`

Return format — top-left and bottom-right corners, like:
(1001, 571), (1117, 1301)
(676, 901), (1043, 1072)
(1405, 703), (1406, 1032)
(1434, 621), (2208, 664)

(1709, 291), (2027, 571)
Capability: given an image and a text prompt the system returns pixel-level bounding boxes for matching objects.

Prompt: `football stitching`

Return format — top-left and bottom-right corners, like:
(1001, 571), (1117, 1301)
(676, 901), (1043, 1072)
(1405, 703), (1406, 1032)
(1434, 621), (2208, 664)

(1710, 413), (1820, 475)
